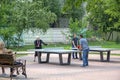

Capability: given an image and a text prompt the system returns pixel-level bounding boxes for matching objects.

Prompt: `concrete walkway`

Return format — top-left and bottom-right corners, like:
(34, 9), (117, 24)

(0, 53), (120, 80)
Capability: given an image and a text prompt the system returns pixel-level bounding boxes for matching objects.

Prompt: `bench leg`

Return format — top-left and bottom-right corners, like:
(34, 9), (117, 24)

(1, 67), (5, 74)
(22, 66), (27, 78)
(10, 67), (14, 80)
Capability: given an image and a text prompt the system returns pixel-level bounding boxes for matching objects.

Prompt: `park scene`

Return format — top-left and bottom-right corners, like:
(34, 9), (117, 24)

(0, 0), (120, 80)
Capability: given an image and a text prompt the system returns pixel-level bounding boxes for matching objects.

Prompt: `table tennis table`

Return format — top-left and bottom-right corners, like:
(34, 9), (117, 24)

(73, 47), (117, 62)
(34, 49), (80, 65)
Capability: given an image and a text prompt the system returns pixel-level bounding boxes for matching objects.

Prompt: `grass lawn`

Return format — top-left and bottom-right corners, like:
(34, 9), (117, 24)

(89, 41), (120, 48)
(16, 54), (28, 57)
(11, 41), (120, 51)
(12, 41), (120, 57)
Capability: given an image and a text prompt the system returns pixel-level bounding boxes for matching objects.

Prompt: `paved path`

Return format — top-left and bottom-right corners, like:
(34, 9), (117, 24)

(0, 53), (120, 80)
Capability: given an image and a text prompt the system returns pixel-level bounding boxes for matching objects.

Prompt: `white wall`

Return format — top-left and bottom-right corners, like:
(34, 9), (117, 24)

(23, 28), (70, 45)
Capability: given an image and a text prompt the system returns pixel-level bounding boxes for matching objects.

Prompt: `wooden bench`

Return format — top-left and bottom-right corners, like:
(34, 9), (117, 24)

(0, 54), (27, 80)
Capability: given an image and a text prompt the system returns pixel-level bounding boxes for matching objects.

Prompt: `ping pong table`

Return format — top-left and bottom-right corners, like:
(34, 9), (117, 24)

(34, 49), (80, 65)
(89, 48), (111, 62)
(73, 47), (117, 62)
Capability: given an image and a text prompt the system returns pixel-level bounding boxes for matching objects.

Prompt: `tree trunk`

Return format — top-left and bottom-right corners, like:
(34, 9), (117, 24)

(107, 31), (113, 41)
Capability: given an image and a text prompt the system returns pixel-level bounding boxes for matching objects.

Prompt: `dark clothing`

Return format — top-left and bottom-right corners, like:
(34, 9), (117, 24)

(34, 39), (47, 49)
(34, 39), (47, 57)
(72, 37), (79, 47)
(10, 61), (23, 72)
(72, 37), (79, 59)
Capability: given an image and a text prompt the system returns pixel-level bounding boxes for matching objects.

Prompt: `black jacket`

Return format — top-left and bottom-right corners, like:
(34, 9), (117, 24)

(34, 39), (47, 49)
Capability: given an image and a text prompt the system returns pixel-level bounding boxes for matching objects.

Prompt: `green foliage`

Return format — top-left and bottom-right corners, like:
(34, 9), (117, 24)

(42, 0), (61, 17)
(13, 0), (57, 32)
(86, 0), (120, 40)
(0, 27), (16, 48)
(115, 36), (120, 44)
(63, 0), (120, 41)
(62, 0), (85, 20)
(0, 0), (57, 47)
(69, 15), (91, 37)
(69, 18), (80, 34)
(63, 0), (86, 12)
(104, 0), (120, 31)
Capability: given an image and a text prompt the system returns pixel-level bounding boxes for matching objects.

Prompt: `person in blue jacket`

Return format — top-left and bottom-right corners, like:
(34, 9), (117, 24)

(79, 34), (89, 67)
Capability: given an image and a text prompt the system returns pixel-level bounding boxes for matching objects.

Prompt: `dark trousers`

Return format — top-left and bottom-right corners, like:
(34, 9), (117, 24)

(72, 52), (78, 58)
(10, 61), (23, 72)
(35, 47), (41, 57)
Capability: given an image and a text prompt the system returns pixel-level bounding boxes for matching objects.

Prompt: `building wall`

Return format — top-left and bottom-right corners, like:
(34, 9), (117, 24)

(106, 31), (120, 41)
(23, 28), (70, 45)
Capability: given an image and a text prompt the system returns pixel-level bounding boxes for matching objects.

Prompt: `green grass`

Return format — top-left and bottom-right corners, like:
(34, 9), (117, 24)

(89, 41), (120, 48)
(111, 54), (120, 56)
(10, 41), (120, 51)
(10, 45), (34, 51)
(10, 41), (120, 57)
(16, 54), (28, 57)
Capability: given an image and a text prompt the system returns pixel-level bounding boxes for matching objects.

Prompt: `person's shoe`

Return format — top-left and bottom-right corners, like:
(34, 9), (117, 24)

(1, 73), (7, 77)
(80, 65), (86, 67)
(76, 57), (78, 59)
(72, 57), (75, 59)
(10, 74), (17, 77)
(22, 72), (26, 75)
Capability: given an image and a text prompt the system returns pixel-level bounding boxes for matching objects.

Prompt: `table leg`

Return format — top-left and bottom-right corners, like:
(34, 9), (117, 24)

(59, 54), (63, 65)
(59, 53), (71, 65)
(46, 53), (50, 62)
(67, 53), (71, 65)
(38, 53), (41, 63)
(107, 51), (110, 62)
(100, 52), (104, 62)
(38, 53), (50, 63)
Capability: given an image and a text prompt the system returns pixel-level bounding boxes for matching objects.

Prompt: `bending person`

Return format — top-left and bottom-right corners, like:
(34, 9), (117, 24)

(79, 35), (89, 67)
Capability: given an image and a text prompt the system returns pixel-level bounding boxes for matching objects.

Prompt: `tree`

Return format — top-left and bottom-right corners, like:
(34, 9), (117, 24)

(62, 0), (86, 21)
(41, 0), (61, 27)
(86, 0), (120, 40)
(104, 0), (120, 32)
(62, 0), (120, 41)
(0, 0), (17, 47)
(0, 0), (57, 47)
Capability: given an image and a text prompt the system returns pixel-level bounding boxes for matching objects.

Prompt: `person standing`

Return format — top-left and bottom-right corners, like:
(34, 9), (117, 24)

(79, 34), (89, 67)
(72, 33), (79, 59)
(34, 36), (47, 62)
